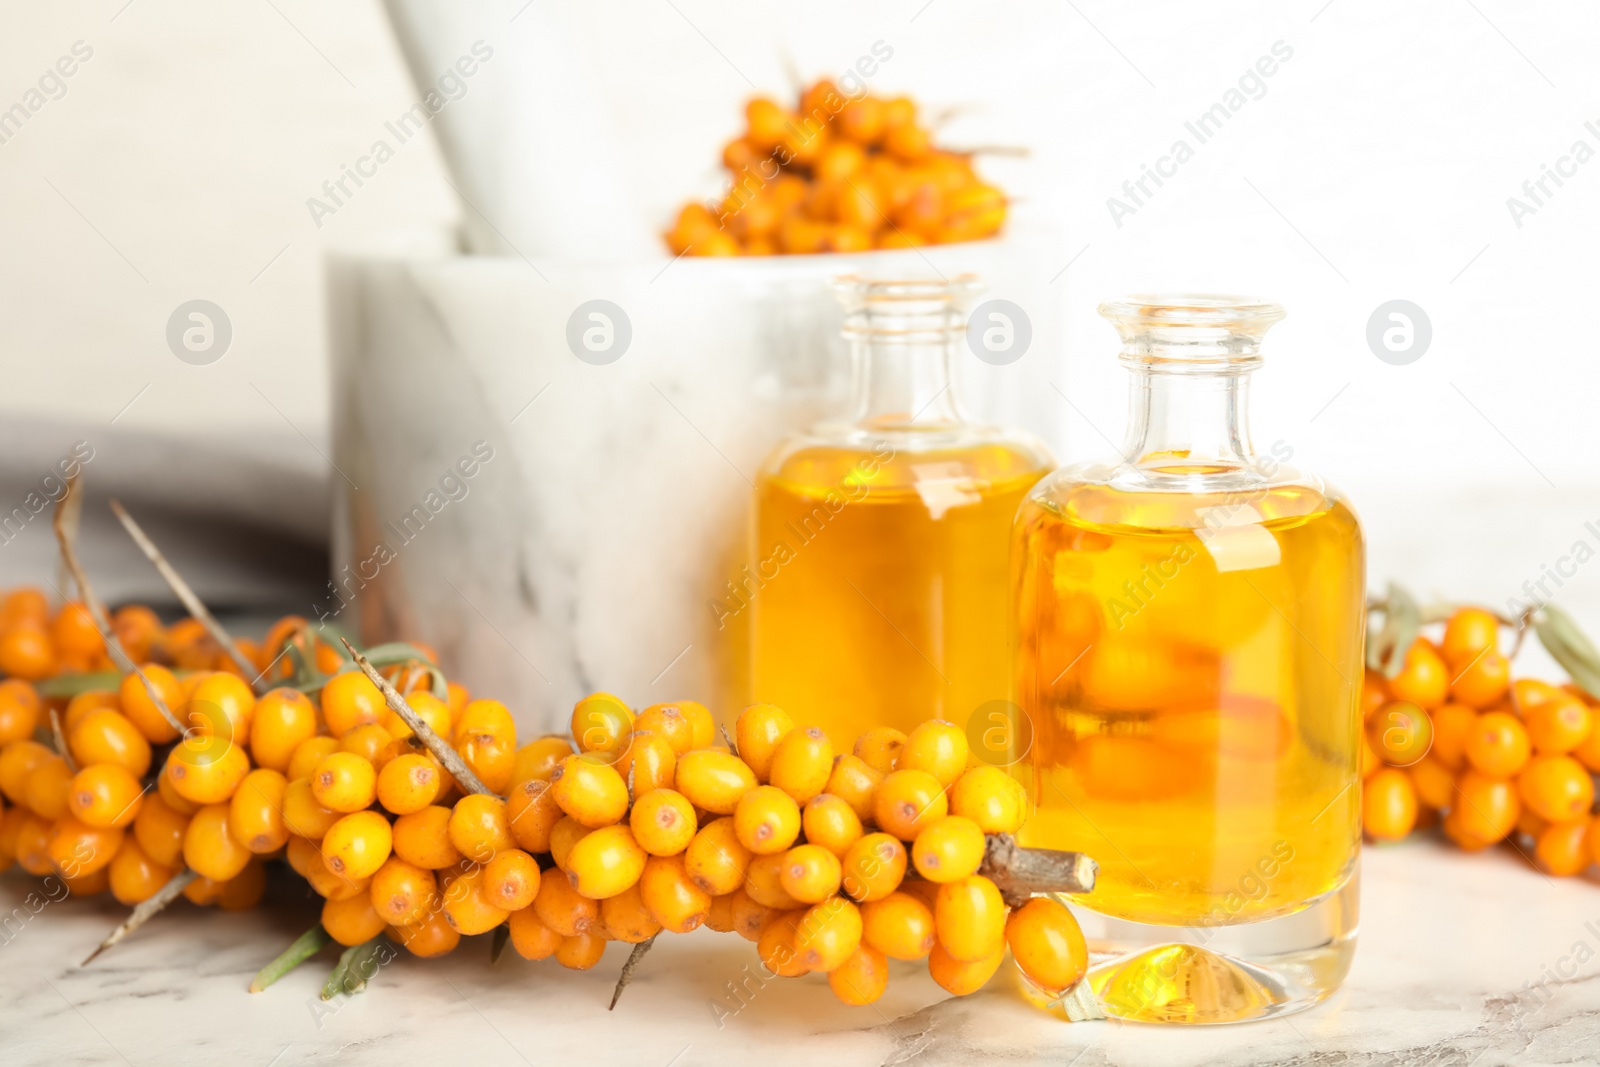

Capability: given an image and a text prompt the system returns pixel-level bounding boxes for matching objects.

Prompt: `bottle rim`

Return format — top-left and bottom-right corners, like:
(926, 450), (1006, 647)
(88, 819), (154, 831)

(1098, 293), (1285, 330)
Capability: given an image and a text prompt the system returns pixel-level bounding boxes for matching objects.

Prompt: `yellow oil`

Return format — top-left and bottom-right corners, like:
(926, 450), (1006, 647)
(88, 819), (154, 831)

(1012, 478), (1364, 926)
(751, 438), (1048, 750)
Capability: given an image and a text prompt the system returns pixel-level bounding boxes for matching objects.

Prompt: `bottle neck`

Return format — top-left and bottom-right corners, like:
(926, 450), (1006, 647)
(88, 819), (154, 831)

(1122, 367), (1255, 473)
(849, 335), (965, 431)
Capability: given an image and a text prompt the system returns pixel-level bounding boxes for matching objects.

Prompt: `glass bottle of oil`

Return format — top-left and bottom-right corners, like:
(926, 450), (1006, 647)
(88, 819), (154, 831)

(751, 275), (1053, 750)
(1011, 295), (1364, 1024)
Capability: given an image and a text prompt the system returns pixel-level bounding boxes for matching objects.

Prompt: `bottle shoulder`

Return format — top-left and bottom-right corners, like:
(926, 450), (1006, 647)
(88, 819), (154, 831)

(759, 423), (1054, 495)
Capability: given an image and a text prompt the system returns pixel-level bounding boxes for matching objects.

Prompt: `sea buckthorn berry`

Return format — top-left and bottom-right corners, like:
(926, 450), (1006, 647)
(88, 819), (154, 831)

(912, 816), (986, 883)
(322, 892), (387, 947)
(377, 753), (441, 815)
(935, 875), (1006, 962)
(371, 856), (438, 925)
(0, 625), (54, 681)
(735, 703), (793, 782)
(448, 793), (515, 861)
(1466, 711), (1531, 778)
(950, 766), (1025, 834)
(229, 768), (289, 853)
(25, 756), (73, 820)
(1450, 650), (1510, 709)
(1576, 718), (1600, 775)
(743, 852), (803, 910)
(901, 721), (968, 787)
(802, 794), (863, 857)
(441, 866), (510, 935)
(14, 813), (55, 875)
(1366, 701), (1432, 768)
(929, 941), (1005, 995)
(769, 727), (833, 804)
(183, 804), (250, 881)
(506, 778), (563, 853)
(1526, 698), (1592, 756)
(1429, 704), (1477, 771)
(551, 754), (629, 828)
(779, 844), (843, 904)
(1517, 805), (1548, 840)
(1518, 755), (1595, 823)
(312, 752), (378, 813)
(824, 755), (883, 823)
(567, 824), (647, 899)
(875, 769), (948, 841)
(187, 673), (257, 741)
(675, 749), (757, 814)
(841, 832), (908, 903)
(1535, 820), (1592, 876)
(166, 733), (250, 803)
(684, 816), (751, 896)
(71, 709), (153, 778)
(639, 853), (711, 933)
(306, 854), (371, 901)
(861, 891), (936, 960)
(248, 688), (318, 773)
(730, 887), (772, 942)
(1453, 770), (1520, 844)
(757, 910), (810, 978)
(0, 740), (53, 804)
(549, 816), (593, 871)
(52, 600), (102, 659)
(1441, 608), (1500, 666)
(392, 805), (461, 869)
(382, 691), (453, 744)
(736, 785), (802, 855)
(1363, 768), (1418, 841)
(853, 728), (907, 776)
(706, 892), (737, 933)
(396, 909), (460, 958)
(64, 689), (118, 733)
(322, 810), (393, 880)
(339, 724), (392, 766)
(603, 883), (665, 943)
(49, 815), (122, 878)
(0, 806), (26, 869)
(320, 670), (384, 738)
(134, 793), (190, 867)
(285, 833), (321, 876)
(453, 699), (515, 746)
(829, 944), (889, 1006)
(109, 838), (173, 906)
(0, 681), (42, 744)
(458, 731), (516, 796)
(614, 731), (677, 798)
(1006, 896), (1088, 993)
(555, 932), (607, 971)
(282, 777), (342, 840)
(1407, 756), (1455, 811)
(510, 736), (574, 785)
(287, 736), (342, 782)
(570, 692), (632, 760)
(1512, 678), (1563, 714)
(630, 788), (697, 857)
(508, 906), (563, 960)
(676, 701), (717, 750)
(634, 703), (696, 755)
(794, 896), (862, 972)
(534, 866), (599, 936)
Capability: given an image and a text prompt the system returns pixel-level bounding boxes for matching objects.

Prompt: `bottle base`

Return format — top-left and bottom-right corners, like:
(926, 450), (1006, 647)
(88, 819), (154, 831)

(1066, 873), (1359, 1024)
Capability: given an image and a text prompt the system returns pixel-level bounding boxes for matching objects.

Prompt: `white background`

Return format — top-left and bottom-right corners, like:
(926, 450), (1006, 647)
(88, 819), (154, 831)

(1, 0), (1597, 636)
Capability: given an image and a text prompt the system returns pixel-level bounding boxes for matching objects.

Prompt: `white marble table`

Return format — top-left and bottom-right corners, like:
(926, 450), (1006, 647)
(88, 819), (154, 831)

(1, 839), (1594, 1067)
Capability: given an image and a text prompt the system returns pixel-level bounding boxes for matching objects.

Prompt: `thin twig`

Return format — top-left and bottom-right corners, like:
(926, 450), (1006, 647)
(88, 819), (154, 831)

(52, 476), (183, 734)
(251, 924), (332, 992)
(49, 707), (76, 771)
(719, 724), (738, 756)
(979, 834), (1097, 907)
(338, 637), (495, 798)
(108, 499), (262, 690)
(610, 934), (658, 1009)
(81, 868), (198, 965)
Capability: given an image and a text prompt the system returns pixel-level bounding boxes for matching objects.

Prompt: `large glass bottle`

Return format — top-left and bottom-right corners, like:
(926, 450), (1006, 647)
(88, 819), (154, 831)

(751, 276), (1053, 750)
(1012, 295), (1364, 1023)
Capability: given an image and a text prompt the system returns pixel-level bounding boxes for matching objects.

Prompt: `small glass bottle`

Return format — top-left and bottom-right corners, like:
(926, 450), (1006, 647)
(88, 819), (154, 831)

(1012, 295), (1365, 1023)
(751, 275), (1053, 750)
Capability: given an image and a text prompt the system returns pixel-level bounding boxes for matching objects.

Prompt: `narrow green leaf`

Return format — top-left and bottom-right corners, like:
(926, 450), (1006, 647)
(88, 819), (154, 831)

(251, 924), (332, 993)
(37, 671), (127, 699)
(1535, 604), (1600, 700)
(321, 936), (391, 1000)
(361, 643), (449, 700)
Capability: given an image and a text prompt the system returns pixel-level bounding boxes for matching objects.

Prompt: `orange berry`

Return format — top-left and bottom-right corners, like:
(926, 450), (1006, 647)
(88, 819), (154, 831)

(735, 784), (802, 855)
(1441, 608), (1500, 666)
(1366, 701), (1433, 768)
(1535, 819), (1593, 876)
(566, 824), (646, 899)
(757, 910), (809, 977)
(633, 703), (696, 756)
(929, 941), (1005, 995)
(134, 793), (190, 867)
(1006, 896), (1088, 993)
(322, 892), (387, 947)
(47, 814), (121, 877)
(900, 720), (968, 787)
(913, 815), (986, 882)
(392, 805), (462, 869)
(63, 689), (118, 733)
(549, 816), (592, 871)
(377, 753), (442, 815)
(65, 763), (143, 829)
(109, 838), (174, 905)
(1526, 698), (1592, 756)
(950, 766), (1026, 834)
(1453, 770), (1520, 843)
(779, 843), (842, 904)
(674, 749), (757, 814)
(510, 735), (574, 785)
(730, 887), (772, 942)
(452, 699), (514, 745)
(380, 691), (452, 745)
(0, 681), (42, 744)
(0, 739), (53, 804)
(505, 778), (563, 853)
(247, 688), (318, 773)
(183, 803), (251, 881)
(1429, 704), (1478, 771)
(735, 703), (793, 782)
(370, 856), (438, 925)
(312, 752), (378, 813)
(228, 768), (289, 853)
(1387, 641), (1448, 709)
(1359, 668), (1389, 720)
(13, 812), (55, 875)
(508, 906), (563, 960)
(320, 670), (384, 738)
(458, 731), (516, 796)
(186, 672), (257, 742)
(394, 908), (460, 958)
(24, 756), (73, 820)
(639, 852), (711, 933)
(706, 891), (737, 933)
(1362, 768), (1418, 841)
(824, 754), (883, 823)
(339, 723), (392, 766)
(934, 875), (1006, 962)
(570, 692), (632, 759)
(448, 793), (514, 861)
(874, 768), (948, 841)
(613, 731), (677, 797)
(769, 727), (833, 804)
(841, 832), (908, 903)
(322, 810), (393, 880)
(555, 932), (607, 971)
(802, 794), (864, 857)
(861, 890), (935, 960)
(550, 755), (629, 828)
(794, 895), (862, 971)
(828, 944), (889, 1005)
(287, 736), (341, 782)
(1466, 711), (1531, 778)
(1449, 650), (1511, 709)
(1512, 678), (1564, 715)
(70, 709), (152, 778)
(683, 815), (751, 896)
(0, 624), (55, 680)
(602, 882), (664, 943)
(165, 738), (249, 805)
(1408, 756), (1456, 811)
(281, 777), (341, 840)
(743, 852), (802, 910)
(629, 788), (697, 857)
(534, 865), (600, 936)
(1518, 755), (1595, 823)
(482, 847), (542, 910)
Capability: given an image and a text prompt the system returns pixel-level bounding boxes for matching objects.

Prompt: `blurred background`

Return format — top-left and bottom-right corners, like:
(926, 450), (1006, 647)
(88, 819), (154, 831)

(2, 0), (1596, 689)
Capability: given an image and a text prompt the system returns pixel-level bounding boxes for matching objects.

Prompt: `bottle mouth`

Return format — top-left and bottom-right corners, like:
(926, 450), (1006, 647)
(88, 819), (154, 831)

(1099, 294), (1285, 369)
(832, 273), (984, 342)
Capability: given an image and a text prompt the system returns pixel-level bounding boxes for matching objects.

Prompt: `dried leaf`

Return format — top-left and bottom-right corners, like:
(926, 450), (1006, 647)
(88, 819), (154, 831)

(1535, 604), (1600, 700)
(1367, 581), (1421, 679)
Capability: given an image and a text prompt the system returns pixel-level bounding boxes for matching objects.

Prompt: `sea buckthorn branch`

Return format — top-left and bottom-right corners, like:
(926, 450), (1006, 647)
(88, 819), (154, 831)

(338, 637), (496, 797)
(609, 933), (659, 1009)
(51, 475), (184, 734)
(108, 499), (263, 690)
(81, 869), (199, 965)
(48, 706), (75, 771)
(973, 835), (1097, 908)
(251, 925), (334, 992)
